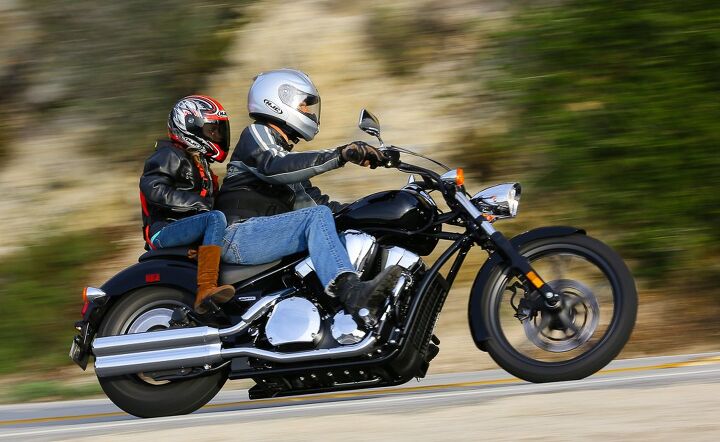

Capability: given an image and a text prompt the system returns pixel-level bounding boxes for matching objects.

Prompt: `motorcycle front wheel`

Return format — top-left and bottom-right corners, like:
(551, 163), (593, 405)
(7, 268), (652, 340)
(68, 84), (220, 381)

(96, 287), (228, 418)
(481, 233), (637, 383)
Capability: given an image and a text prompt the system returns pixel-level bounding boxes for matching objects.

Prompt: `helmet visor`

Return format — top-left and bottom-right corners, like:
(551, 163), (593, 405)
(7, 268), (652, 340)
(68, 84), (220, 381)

(279, 84), (321, 124)
(200, 120), (230, 152)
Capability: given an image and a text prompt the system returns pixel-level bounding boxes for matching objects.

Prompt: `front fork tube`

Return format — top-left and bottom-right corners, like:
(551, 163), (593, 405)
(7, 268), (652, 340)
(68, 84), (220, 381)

(486, 232), (559, 307)
(454, 191), (560, 310)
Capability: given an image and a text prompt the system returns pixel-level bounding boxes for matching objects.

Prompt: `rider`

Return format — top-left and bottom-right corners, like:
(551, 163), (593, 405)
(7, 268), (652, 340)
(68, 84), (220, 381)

(139, 95), (235, 314)
(216, 68), (402, 325)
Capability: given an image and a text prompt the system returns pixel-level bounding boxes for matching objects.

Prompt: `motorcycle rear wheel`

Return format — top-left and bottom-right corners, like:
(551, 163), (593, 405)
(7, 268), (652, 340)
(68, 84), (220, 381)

(481, 234), (637, 383)
(96, 287), (228, 418)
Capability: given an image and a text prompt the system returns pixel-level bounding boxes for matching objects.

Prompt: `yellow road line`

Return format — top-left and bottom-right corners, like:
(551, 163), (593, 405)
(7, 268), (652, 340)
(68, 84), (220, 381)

(2, 355), (718, 427)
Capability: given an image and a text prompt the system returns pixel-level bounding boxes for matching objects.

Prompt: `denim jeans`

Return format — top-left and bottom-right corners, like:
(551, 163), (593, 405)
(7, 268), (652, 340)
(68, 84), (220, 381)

(222, 206), (354, 288)
(151, 210), (227, 248)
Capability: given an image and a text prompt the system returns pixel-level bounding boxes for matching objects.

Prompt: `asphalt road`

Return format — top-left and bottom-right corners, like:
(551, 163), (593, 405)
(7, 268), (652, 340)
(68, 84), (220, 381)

(1, 352), (718, 441)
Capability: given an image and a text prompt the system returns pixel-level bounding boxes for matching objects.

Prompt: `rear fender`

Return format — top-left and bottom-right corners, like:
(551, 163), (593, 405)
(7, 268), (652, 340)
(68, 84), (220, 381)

(100, 258), (197, 299)
(85, 258), (197, 334)
(467, 226), (586, 351)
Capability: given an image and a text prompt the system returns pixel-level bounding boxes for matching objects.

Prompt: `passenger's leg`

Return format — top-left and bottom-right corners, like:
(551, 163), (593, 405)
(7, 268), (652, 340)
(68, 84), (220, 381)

(150, 212), (234, 313)
(151, 210), (226, 248)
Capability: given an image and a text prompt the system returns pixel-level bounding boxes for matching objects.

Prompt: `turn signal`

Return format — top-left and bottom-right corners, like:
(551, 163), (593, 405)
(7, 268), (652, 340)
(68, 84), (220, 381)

(81, 288), (89, 316)
(526, 271), (544, 289)
(455, 168), (465, 186)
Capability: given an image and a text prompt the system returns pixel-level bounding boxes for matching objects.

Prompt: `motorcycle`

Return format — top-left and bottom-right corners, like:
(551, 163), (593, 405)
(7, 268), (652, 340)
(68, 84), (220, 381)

(70, 109), (637, 418)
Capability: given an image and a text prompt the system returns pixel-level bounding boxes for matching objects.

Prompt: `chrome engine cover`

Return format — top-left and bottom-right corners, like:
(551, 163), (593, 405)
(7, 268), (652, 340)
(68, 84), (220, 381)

(295, 230), (378, 278)
(382, 246), (422, 271)
(264, 297), (321, 347)
(330, 312), (366, 345)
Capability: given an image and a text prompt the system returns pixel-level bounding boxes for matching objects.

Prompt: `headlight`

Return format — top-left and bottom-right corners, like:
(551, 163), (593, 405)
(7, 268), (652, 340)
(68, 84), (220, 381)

(471, 183), (522, 218)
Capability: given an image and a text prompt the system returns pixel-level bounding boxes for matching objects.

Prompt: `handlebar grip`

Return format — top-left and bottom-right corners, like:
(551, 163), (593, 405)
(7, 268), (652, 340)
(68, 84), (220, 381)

(380, 149), (401, 168)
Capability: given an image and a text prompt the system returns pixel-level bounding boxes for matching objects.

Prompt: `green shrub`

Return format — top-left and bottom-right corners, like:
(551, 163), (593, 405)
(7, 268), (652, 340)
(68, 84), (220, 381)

(0, 230), (118, 373)
(485, 0), (720, 284)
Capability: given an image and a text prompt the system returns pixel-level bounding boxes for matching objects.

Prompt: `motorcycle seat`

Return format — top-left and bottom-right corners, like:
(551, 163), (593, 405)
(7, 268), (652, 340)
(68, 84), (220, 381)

(138, 246), (281, 285)
(219, 260), (281, 285)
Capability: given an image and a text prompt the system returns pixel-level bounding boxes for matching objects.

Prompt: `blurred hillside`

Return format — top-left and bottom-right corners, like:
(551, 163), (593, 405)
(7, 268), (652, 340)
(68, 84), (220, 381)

(0, 0), (719, 398)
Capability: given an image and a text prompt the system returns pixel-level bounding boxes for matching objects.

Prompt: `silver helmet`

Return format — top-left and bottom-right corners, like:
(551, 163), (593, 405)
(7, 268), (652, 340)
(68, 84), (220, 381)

(247, 69), (321, 141)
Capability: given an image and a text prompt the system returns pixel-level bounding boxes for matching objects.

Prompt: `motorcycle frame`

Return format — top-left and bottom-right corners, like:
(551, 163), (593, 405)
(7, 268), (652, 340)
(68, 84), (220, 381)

(74, 156), (587, 385)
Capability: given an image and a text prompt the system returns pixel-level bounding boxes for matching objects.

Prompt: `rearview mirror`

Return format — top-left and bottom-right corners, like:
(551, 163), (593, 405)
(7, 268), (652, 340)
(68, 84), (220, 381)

(358, 109), (381, 138)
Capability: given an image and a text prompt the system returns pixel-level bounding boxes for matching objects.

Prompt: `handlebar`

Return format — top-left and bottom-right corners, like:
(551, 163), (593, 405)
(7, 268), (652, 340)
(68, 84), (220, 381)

(379, 147), (447, 193)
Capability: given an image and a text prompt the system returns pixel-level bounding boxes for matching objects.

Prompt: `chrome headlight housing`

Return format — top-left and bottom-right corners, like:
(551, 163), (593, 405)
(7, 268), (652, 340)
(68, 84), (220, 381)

(471, 183), (522, 219)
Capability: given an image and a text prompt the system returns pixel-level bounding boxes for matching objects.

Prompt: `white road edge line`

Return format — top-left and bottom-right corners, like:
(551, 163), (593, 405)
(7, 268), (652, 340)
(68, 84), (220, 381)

(2, 366), (719, 439)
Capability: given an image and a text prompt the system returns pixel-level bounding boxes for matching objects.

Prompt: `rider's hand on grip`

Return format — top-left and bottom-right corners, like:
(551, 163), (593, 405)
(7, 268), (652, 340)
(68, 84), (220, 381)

(339, 141), (385, 168)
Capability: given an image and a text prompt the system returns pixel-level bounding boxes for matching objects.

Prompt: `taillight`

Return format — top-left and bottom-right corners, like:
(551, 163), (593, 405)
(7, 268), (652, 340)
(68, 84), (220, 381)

(81, 301), (89, 316)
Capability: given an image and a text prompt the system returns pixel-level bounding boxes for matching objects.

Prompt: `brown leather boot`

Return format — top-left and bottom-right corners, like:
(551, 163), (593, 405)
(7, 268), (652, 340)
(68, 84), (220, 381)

(194, 245), (235, 314)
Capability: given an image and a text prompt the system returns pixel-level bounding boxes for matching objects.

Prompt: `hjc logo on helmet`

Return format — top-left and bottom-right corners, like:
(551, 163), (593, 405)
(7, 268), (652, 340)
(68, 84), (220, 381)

(264, 99), (283, 114)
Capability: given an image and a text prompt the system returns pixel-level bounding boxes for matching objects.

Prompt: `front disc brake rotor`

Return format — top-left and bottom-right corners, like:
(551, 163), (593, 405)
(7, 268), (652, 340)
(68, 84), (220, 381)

(523, 279), (600, 352)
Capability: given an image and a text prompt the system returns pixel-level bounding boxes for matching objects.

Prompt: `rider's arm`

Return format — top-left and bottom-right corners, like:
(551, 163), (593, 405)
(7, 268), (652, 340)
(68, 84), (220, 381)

(140, 148), (212, 213)
(243, 124), (344, 185)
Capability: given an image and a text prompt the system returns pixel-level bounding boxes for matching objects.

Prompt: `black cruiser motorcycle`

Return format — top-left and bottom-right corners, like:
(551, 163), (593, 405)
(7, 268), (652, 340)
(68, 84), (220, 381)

(70, 109), (637, 418)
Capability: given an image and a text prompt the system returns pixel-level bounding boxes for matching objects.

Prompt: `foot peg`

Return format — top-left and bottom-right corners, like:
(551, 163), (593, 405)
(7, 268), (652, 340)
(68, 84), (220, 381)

(357, 308), (377, 328)
(169, 307), (192, 327)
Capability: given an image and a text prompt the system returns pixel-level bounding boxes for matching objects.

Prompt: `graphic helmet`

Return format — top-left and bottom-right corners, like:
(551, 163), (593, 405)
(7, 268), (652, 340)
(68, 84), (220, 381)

(168, 95), (230, 162)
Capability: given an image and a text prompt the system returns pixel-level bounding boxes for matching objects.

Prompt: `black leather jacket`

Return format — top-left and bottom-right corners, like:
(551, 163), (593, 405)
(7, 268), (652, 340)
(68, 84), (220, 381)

(217, 122), (345, 224)
(139, 140), (217, 246)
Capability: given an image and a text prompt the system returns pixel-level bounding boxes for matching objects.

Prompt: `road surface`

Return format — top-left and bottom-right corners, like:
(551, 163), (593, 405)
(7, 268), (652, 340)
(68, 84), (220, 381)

(1, 352), (718, 441)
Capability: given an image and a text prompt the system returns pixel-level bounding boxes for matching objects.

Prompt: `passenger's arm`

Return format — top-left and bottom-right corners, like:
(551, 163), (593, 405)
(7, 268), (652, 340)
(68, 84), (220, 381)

(139, 150), (212, 213)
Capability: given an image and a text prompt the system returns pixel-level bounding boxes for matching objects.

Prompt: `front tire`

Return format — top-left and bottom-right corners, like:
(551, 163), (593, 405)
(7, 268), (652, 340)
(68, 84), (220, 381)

(96, 287), (227, 418)
(481, 234), (637, 383)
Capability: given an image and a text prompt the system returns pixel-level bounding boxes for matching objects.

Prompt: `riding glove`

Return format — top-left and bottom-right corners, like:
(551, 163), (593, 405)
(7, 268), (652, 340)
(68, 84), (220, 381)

(338, 141), (386, 169)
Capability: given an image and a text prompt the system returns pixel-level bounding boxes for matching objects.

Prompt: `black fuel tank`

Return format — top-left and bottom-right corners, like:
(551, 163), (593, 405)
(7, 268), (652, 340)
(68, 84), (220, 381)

(335, 189), (439, 255)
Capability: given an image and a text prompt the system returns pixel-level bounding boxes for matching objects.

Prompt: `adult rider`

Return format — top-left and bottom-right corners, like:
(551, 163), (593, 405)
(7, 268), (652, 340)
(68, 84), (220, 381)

(216, 68), (402, 326)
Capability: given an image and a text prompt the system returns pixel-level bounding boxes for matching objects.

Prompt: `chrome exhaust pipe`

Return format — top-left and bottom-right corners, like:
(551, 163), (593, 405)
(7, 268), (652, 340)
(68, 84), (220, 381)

(220, 335), (376, 362)
(92, 292), (285, 376)
(94, 343), (223, 377)
(93, 292), (284, 357)
(94, 335), (377, 377)
(93, 326), (221, 357)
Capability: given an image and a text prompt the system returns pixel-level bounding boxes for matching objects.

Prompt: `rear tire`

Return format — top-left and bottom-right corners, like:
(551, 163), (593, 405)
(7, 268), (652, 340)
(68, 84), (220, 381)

(96, 287), (227, 418)
(481, 234), (637, 383)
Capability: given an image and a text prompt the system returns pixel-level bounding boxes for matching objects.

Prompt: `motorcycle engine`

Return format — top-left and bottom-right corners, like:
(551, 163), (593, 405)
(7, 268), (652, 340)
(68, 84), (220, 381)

(289, 230), (424, 346)
(264, 297), (321, 347)
(295, 230), (379, 279)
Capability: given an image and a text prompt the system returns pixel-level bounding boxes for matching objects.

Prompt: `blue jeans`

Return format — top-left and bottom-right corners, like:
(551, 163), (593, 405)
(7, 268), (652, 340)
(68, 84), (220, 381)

(151, 211), (227, 248)
(222, 206), (354, 288)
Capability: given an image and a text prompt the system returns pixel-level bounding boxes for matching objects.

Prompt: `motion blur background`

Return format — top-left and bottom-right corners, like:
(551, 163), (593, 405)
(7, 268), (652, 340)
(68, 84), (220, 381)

(0, 0), (718, 402)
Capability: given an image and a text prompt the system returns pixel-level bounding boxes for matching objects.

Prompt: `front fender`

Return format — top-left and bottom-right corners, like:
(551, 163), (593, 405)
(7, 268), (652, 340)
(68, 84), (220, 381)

(467, 226), (586, 351)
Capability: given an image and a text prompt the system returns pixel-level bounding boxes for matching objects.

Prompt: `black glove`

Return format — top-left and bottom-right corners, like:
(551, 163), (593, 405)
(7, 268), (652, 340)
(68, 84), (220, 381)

(338, 141), (386, 169)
